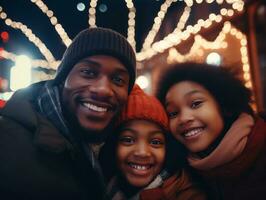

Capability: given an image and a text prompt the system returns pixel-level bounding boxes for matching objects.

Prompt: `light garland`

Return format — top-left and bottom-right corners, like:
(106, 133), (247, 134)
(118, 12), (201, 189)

(0, 0), (247, 73)
(137, 0), (245, 61)
(0, 6), (55, 63)
(125, 0), (136, 51)
(88, 0), (136, 51)
(141, 0), (177, 51)
(30, 0), (72, 47)
(88, 0), (98, 27)
(166, 30), (227, 63)
(0, 49), (60, 70)
(166, 21), (252, 90)
(0, 49), (16, 62)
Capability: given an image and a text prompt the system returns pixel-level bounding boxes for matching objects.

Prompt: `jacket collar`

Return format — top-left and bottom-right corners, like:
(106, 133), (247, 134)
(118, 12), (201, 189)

(33, 112), (73, 154)
(1, 84), (72, 154)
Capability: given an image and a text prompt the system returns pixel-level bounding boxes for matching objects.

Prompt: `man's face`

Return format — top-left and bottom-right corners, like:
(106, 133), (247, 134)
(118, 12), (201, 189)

(62, 55), (129, 133)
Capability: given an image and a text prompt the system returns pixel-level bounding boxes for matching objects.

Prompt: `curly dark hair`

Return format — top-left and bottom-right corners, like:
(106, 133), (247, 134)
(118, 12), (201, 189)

(156, 62), (254, 129)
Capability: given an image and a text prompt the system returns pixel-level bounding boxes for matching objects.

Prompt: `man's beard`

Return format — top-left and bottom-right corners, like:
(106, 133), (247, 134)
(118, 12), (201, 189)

(78, 118), (117, 143)
(66, 113), (118, 144)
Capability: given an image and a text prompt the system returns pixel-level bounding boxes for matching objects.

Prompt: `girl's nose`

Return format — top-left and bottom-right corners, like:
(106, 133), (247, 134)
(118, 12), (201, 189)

(133, 142), (151, 158)
(178, 109), (194, 125)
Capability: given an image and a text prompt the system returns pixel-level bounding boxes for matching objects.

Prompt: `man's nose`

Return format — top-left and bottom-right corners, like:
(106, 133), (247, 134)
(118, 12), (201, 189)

(90, 76), (114, 98)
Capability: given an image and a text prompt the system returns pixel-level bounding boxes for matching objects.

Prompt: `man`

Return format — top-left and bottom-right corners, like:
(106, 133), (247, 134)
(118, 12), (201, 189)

(0, 27), (136, 200)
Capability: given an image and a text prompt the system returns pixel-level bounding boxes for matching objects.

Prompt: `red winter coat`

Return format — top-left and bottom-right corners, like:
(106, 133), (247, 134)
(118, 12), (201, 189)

(140, 170), (207, 200)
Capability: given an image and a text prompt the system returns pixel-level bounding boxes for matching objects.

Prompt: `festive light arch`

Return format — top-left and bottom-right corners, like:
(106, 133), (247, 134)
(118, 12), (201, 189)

(0, 0), (249, 86)
(166, 21), (252, 89)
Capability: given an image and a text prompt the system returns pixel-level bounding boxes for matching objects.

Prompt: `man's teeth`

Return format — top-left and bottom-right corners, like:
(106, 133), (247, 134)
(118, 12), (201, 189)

(83, 103), (108, 112)
(184, 128), (203, 137)
(129, 163), (150, 170)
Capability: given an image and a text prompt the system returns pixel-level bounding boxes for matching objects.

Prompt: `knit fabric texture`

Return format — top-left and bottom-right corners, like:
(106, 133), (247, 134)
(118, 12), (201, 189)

(53, 27), (136, 91)
(117, 84), (169, 131)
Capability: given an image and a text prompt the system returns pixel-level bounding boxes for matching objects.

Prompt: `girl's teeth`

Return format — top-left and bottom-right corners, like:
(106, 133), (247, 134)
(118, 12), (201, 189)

(184, 128), (203, 137)
(83, 103), (107, 112)
(129, 163), (150, 170)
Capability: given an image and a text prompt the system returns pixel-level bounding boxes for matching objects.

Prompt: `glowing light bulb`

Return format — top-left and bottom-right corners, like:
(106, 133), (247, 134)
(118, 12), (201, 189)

(206, 52), (222, 66)
(136, 75), (149, 89)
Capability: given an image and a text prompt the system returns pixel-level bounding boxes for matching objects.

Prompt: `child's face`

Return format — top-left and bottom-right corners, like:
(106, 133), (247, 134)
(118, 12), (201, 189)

(165, 81), (224, 153)
(116, 119), (165, 188)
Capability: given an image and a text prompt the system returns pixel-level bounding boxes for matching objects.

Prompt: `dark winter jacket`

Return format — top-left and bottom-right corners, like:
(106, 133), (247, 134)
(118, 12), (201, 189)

(0, 84), (107, 200)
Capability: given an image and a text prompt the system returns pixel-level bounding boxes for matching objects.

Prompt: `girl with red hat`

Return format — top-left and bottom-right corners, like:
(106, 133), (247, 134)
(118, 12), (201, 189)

(99, 84), (206, 200)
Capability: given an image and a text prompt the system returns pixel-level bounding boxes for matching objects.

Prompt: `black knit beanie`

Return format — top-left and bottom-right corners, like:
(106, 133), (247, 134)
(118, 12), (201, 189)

(53, 27), (136, 92)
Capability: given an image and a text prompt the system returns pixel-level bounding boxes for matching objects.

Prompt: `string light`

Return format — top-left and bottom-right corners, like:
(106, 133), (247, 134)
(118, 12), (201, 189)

(142, 0), (176, 51)
(88, 0), (136, 51)
(137, 0), (245, 61)
(88, 0), (98, 27)
(0, 49), (60, 70)
(31, 0), (72, 47)
(166, 21), (252, 91)
(224, 21), (252, 89)
(0, 0), (247, 73)
(0, 0), (255, 107)
(125, 0), (136, 51)
(0, 7), (55, 63)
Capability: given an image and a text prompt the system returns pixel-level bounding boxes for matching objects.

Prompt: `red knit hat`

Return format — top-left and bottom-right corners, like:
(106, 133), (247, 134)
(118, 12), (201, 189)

(117, 84), (169, 131)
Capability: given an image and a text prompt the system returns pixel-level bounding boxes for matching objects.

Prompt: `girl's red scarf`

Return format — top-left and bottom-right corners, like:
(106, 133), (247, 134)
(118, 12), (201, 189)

(188, 114), (265, 180)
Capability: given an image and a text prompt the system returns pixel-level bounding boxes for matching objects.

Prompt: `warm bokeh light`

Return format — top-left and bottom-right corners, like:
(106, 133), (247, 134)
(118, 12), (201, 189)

(0, 0), (250, 92)
(10, 55), (32, 91)
(136, 75), (150, 90)
(77, 2), (86, 11)
(206, 52), (222, 66)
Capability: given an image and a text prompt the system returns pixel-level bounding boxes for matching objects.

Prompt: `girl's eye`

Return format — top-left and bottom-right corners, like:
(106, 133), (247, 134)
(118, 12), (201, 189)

(119, 136), (134, 145)
(168, 111), (179, 119)
(150, 138), (164, 147)
(191, 100), (203, 109)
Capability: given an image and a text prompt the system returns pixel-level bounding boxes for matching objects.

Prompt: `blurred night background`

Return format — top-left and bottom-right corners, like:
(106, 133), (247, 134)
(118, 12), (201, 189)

(0, 0), (265, 113)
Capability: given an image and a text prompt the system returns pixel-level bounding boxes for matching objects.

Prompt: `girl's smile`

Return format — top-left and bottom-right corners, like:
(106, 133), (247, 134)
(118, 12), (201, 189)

(116, 119), (165, 188)
(165, 81), (224, 153)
